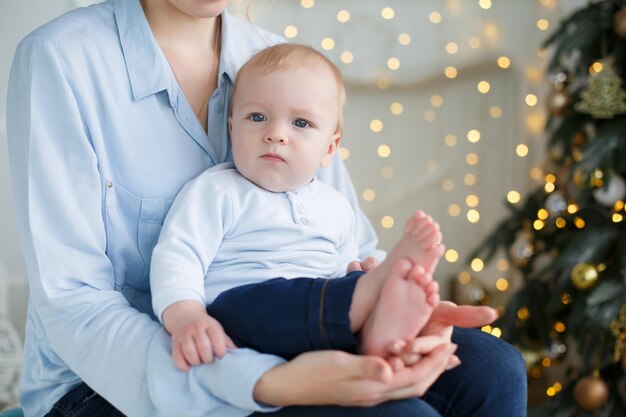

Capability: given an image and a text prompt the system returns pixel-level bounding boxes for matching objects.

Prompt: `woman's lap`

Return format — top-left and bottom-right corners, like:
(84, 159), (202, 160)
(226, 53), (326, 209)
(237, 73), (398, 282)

(250, 398), (440, 417)
(44, 328), (526, 417)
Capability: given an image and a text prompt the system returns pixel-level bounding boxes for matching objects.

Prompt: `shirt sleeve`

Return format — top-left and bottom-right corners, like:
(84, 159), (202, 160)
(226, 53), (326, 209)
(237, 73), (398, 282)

(151, 176), (231, 322)
(316, 153), (386, 262)
(8, 36), (282, 417)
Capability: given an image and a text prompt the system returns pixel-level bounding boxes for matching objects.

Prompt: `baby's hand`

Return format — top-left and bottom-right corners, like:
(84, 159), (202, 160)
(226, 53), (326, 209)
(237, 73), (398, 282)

(347, 256), (379, 273)
(164, 301), (236, 371)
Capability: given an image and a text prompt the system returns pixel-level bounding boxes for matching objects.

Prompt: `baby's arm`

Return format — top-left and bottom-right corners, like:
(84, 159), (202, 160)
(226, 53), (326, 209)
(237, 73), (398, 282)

(163, 300), (236, 371)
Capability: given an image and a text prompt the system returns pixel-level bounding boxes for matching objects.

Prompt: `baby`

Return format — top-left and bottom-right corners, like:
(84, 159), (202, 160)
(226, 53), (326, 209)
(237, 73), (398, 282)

(150, 43), (445, 372)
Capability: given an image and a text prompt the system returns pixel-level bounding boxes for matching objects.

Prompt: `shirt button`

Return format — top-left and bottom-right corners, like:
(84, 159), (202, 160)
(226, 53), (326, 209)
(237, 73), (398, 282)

(296, 202), (304, 213)
(299, 217), (310, 225)
(106, 181), (113, 189)
(292, 190), (298, 195)
(216, 104), (224, 113)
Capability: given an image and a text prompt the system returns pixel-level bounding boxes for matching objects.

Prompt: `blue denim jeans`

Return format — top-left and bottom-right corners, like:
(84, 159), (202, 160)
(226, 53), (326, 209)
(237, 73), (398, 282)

(45, 327), (526, 417)
(46, 274), (527, 416)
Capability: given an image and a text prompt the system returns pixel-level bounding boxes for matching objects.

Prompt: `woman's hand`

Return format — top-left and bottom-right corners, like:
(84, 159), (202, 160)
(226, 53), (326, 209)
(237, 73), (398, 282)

(387, 301), (498, 365)
(253, 343), (457, 407)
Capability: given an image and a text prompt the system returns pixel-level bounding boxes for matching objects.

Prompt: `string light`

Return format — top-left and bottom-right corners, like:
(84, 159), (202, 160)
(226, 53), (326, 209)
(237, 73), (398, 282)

(390, 102), (404, 115)
(467, 209), (480, 223)
(429, 11), (442, 24)
(477, 81), (491, 93)
(445, 249), (459, 263)
(340, 51), (354, 64)
(458, 271), (472, 284)
(471, 258), (484, 272)
(496, 278), (509, 291)
(442, 179), (455, 191)
(381, 7), (395, 19)
(614, 213), (624, 223)
(387, 57), (400, 70)
(590, 61), (604, 74)
(446, 42), (459, 54)
(431, 95), (444, 107)
(497, 56), (511, 69)
(336, 10), (350, 23)
(445, 134), (458, 147)
(377, 144), (391, 158)
(507, 190), (521, 203)
(531, 167), (543, 180)
(468, 37), (481, 48)
(362, 188), (375, 202)
(376, 77), (391, 89)
(496, 259), (509, 271)
(464, 173), (477, 186)
(467, 129), (481, 143)
(466, 153), (479, 165)
(466, 194), (479, 207)
(517, 306), (529, 320)
(284, 25), (298, 38)
(448, 204), (462, 217)
(537, 208), (549, 220)
(533, 219), (545, 230)
(339, 147), (350, 160)
(484, 23), (499, 38)
(536, 19), (550, 30)
(381, 166), (394, 179)
(300, 0), (314, 8)
(516, 144), (529, 157)
(321, 37), (335, 50)
(370, 119), (383, 132)
(398, 33), (411, 45)
(445, 66), (458, 79)
(479, 0), (492, 10)
(489, 106), (502, 118)
(423, 109), (437, 122)
(381, 215), (394, 228)
(525, 94), (538, 106)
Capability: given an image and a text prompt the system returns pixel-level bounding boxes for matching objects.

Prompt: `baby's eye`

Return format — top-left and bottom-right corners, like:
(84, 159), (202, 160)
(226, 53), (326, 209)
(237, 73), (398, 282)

(249, 113), (266, 122)
(294, 118), (310, 128)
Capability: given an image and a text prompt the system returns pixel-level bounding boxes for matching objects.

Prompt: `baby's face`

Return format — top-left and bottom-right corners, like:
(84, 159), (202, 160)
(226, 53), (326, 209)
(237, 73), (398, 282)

(229, 64), (341, 192)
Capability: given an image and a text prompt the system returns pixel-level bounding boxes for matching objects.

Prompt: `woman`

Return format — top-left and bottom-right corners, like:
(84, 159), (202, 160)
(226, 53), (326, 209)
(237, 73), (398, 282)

(7, 0), (526, 416)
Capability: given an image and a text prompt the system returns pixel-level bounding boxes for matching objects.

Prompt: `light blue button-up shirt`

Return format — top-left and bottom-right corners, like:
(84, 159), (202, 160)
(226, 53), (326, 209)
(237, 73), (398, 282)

(7, 0), (382, 416)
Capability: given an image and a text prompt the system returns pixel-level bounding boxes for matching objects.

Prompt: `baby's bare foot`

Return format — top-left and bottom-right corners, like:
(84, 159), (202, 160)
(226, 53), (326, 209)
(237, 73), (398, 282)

(360, 260), (438, 358)
(388, 210), (445, 276)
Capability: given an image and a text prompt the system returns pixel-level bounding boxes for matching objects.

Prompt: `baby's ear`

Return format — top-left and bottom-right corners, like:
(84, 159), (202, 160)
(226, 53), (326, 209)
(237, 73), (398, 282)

(320, 133), (341, 168)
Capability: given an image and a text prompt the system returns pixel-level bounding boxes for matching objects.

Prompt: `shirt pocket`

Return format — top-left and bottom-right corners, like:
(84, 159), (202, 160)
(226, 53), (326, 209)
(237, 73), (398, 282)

(104, 181), (175, 293)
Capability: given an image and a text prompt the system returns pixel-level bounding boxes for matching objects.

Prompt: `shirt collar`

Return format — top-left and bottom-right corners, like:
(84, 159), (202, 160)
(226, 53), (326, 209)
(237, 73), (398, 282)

(114, 0), (168, 101)
(114, 0), (247, 101)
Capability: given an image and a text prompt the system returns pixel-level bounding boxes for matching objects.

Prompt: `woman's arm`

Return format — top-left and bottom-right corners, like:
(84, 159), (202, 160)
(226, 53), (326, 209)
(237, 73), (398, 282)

(8, 35), (283, 417)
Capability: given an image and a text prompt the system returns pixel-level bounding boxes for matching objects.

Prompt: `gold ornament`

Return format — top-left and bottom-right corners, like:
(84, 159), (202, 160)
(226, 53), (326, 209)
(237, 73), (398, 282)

(573, 375), (609, 411)
(575, 59), (626, 119)
(546, 87), (571, 116)
(614, 6), (626, 38)
(571, 263), (599, 290)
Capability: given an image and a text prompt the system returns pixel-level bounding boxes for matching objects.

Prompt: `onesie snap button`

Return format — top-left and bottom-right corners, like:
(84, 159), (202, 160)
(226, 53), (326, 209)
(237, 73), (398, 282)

(299, 217), (310, 225)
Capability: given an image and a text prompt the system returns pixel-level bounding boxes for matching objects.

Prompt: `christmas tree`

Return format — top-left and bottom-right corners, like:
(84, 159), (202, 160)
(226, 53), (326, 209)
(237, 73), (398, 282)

(470, 1), (626, 416)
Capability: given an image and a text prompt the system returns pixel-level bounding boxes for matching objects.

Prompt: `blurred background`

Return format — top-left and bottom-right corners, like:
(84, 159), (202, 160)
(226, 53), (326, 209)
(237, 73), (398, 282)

(6, 0), (619, 413)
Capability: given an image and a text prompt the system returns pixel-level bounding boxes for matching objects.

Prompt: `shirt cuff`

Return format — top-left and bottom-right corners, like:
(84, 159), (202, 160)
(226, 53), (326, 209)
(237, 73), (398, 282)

(202, 348), (286, 412)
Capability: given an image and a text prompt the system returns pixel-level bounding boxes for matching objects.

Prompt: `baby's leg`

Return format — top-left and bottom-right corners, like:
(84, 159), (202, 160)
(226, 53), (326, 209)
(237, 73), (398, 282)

(359, 260), (439, 358)
(349, 211), (444, 331)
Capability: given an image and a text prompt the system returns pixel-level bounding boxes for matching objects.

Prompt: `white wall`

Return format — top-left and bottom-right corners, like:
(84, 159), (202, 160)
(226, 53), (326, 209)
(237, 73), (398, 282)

(0, 0), (588, 341)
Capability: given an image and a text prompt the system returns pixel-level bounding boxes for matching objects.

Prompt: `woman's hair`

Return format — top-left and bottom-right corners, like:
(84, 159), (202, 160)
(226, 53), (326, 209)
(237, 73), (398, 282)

(233, 43), (346, 134)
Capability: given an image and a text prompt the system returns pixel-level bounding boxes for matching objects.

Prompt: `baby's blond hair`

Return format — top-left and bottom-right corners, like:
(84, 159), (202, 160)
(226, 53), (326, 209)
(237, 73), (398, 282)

(233, 43), (346, 134)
